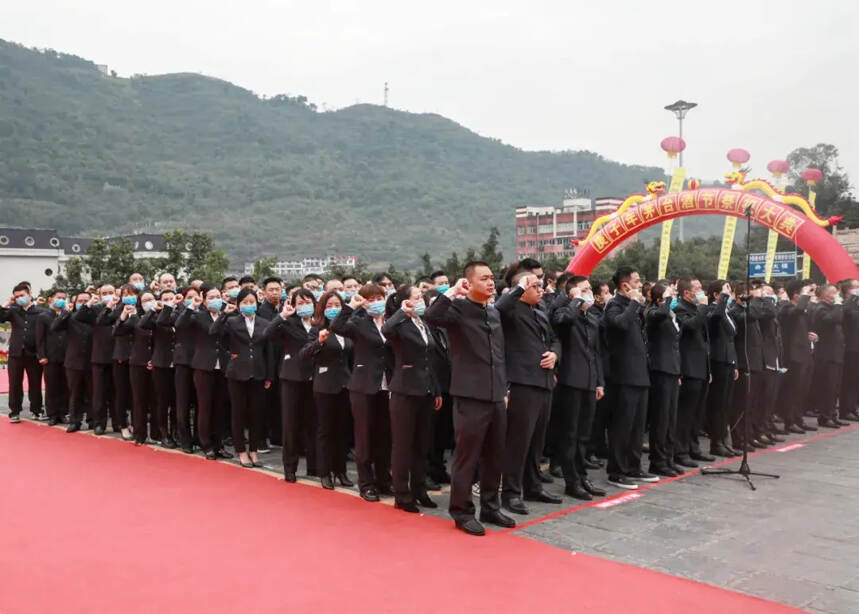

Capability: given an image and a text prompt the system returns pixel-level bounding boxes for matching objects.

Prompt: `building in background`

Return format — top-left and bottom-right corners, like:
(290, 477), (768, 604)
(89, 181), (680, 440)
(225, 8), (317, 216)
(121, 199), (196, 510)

(243, 255), (358, 279)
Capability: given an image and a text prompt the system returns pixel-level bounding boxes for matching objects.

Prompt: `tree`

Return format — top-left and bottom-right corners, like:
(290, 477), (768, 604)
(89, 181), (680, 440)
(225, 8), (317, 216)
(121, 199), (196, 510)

(443, 251), (462, 278)
(418, 252), (433, 277)
(479, 226), (504, 274)
(250, 257), (276, 280)
(785, 144), (858, 228)
(161, 230), (189, 283)
(86, 239), (109, 284)
(193, 250), (230, 284)
(53, 256), (85, 291)
(105, 238), (137, 282)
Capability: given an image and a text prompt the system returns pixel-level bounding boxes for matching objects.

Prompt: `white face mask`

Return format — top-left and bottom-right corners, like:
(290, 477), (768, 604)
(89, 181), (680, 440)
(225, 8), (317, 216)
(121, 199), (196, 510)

(581, 292), (595, 305)
(142, 300), (157, 313)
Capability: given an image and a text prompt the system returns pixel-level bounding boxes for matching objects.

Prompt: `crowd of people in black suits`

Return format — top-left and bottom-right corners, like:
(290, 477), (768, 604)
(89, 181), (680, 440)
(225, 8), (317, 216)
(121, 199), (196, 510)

(2, 259), (858, 536)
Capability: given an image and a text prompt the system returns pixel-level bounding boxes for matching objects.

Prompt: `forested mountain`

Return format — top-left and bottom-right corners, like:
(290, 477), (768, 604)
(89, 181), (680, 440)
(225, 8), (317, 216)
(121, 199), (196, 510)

(0, 39), (666, 265)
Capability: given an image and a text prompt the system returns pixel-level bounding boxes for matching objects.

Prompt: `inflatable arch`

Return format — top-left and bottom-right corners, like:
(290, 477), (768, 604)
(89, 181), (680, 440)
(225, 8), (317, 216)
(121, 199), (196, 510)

(565, 188), (859, 282)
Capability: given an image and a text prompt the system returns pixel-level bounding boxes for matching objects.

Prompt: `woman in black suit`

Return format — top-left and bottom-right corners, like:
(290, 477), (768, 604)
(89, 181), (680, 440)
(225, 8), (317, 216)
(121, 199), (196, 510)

(330, 283), (392, 502)
(104, 285), (138, 440)
(300, 290), (353, 490)
(165, 286), (199, 453)
(114, 290), (156, 445)
(706, 280), (739, 457)
(382, 285), (441, 512)
(264, 288), (317, 482)
(210, 288), (272, 468)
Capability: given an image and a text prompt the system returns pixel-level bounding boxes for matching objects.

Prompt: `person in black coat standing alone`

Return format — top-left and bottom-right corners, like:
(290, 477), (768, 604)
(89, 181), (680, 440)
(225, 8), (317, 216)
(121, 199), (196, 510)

(1, 282), (46, 422)
(424, 261), (514, 536)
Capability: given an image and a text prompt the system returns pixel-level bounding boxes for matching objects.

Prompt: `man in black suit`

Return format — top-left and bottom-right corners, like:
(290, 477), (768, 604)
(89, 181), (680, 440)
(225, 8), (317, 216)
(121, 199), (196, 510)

(424, 261), (514, 536)
(585, 280), (613, 467)
(811, 284), (847, 428)
(141, 290), (179, 448)
(673, 278), (713, 464)
(1, 282), (46, 422)
(838, 279), (859, 421)
(603, 266), (654, 489)
(497, 270), (562, 515)
(777, 280), (816, 433)
(51, 292), (94, 432)
(36, 290), (69, 426)
(424, 289), (453, 486)
(758, 284), (787, 443)
(258, 276), (284, 450)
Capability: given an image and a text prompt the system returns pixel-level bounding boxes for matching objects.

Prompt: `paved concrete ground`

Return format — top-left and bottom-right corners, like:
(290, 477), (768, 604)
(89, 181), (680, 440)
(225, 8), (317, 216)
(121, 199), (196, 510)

(4, 394), (859, 612)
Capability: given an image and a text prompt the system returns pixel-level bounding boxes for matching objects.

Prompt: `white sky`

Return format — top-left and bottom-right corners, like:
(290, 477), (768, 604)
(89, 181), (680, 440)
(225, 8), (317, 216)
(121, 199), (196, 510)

(3, 0), (857, 188)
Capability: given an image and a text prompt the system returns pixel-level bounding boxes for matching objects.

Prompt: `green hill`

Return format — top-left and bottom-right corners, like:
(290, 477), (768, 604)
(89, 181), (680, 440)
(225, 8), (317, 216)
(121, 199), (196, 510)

(0, 39), (665, 266)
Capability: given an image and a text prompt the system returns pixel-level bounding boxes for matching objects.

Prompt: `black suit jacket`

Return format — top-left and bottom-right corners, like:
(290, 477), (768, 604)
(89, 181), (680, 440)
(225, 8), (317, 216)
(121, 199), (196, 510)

(427, 324), (451, 394)
(645, 300), (681, 376)
(176, 307), (231, 372)
(674, 298), (710, 380)
(210, 313), (272, 381)
(264, 314), (315, 382)
(424, 294), (506, 403)
(258, 301), (280, 322)
(811, 302), (845, 364)
(139, 307), (176, 369)
(0, 304), (45, 356)
(299, 329), (353, 394)
(707, 295), (737, 366)
(330, 304), (390, 395)
(552, 295), (604, 391)
(36, 310), (67, 364)
(163, 305), (196, 366)
(603, 294), (649, 387)
(495, 286), (560, 391)
(74, 303), (115, 365)
(843, 295), (859, 353)
(777, 296), (813, 365)
(382, 310), (440, 397)
(50, 310), (93, 370)
(113, 312), (153, 367)
(757, 298), (782, 369)
(729, 299), (766, 373)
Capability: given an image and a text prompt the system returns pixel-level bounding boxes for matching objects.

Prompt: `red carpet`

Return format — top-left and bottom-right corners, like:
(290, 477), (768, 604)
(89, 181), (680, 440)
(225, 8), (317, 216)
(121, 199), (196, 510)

(0, 418), (803, 614)
(0, 369), (41, 394)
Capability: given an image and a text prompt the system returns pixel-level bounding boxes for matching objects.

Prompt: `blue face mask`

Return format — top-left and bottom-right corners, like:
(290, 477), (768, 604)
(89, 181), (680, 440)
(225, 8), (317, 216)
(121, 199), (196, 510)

(228, 288), (240, 300)
(207, 298), (223, 312)
(53, 298), (67, 309)
(436, 284), (450, 293)
(185, 299), (194, 308)
(343, 291), (356, 301)
(366, 300), (386, 316)
(669, 298), (678, 310)
(15, 296), (30, 307)
(75, 302), (84, 310)
(240, 304), (257, 316)
(296, 304), (314, 318)
(121, 296), (137, 306)
(312, 290), (323, 301)
(414, 300), (426, 316)
(324, 307), (341, 321)
(695, 291), (707, 303)
(102, 295), (113, 304)
(281, 290), (287, 302)
(727, 296), (735, 306)
(132, 282), (144, 291)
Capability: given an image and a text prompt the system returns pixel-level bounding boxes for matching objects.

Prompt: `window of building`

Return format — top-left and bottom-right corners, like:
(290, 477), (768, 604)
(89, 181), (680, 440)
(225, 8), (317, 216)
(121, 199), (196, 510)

(44, 268), (53, 277)
(0, 235), (8, 246)
(49, 237), (60, 248)
(71, 244), (81, 253)
(24, 236), (35, 247)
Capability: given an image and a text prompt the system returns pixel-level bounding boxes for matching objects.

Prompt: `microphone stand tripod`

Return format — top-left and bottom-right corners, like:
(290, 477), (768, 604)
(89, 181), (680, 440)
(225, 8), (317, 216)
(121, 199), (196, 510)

(701, 204), (780, 491)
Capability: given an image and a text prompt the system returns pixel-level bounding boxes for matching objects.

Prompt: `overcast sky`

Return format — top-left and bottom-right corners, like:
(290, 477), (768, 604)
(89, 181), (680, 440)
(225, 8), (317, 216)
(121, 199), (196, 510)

(3, 1), (857, 189)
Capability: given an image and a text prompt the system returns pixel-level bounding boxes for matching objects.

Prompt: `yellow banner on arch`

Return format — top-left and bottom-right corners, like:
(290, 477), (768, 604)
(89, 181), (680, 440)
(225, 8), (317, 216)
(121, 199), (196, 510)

(657, 167), (687, 280)
(717, 215), (737, 280)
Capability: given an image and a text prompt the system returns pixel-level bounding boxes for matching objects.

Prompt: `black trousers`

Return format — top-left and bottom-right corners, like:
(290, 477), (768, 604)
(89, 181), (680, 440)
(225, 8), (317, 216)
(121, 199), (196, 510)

(315, 390), (350, 477)
(554, 385), (593, 488)
(427, 392), (453, 479)
(227, 378), (265, 454)
(587, 386), (613, 458)
(778, 360), (810, 426)
(816, 360), (842, 421)
(502, 383), (551, 500)
(840, 351), (859, 418)
(675, 376), (707, 458)
(174, 364), (195, 447)
(152, 366), (175, 441)
(43, 362), (67, 420)
(606, 384), (648, 477)
(707, 361), (735, 444)
(112, 361), (131, 430)
(448, 396), (506, 521)
(759, 369), (781, 430)
(130, 365), (154, 443)
(8, 353), (42, 415)
(648, 372), (679, 468)
(350, 390), (392, 492)
(91, 363), (115, 429)
(280, 379), (317, 475)
(264, 383), (282, 446)
(193, 369), (227, 452)
(730, 371), (764, 446)
(66, 367), (91, 424)
(390, 392), (433, 505)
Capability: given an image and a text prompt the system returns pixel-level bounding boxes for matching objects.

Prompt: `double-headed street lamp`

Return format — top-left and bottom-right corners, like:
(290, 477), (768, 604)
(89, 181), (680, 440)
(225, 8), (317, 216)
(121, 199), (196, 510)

(664, 100), (697, 240)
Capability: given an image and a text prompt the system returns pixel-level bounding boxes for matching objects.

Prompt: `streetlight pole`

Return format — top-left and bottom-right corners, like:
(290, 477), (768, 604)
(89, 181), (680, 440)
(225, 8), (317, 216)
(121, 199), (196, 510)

(665, 100), (697, 241)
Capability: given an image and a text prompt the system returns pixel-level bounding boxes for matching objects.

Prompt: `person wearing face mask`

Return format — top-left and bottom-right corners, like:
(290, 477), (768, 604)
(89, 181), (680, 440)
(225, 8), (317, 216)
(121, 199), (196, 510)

(176, 284), (232, 460)
(644, 282), (682, 477)
(114, 290), (157, 445)
(300, 290), (354, 490)
(424, 261), (512, 536)
(128, 273), (146, 294)
(330, 283), (393, 502)
(165, 287), (199, 453)
(776, 280), (817, 433)
(341, 276), (361, 303)
(415, 276), (434, 295)
(837, 279), (859, 422)
(258, 276), (285, 451)
(811, 284), (847, 428)
(705, 280), (739, 456)
(422, 289), (454, 489)
(757, 284), (787, 443)
(211, 288), (273, 468)
(430, 271), (450, 294)
(372, 273), (396, 298)
(672, 278), (713, 466)
(324, 278), (344, 295)
(36, 290), (70, 426)
(583, 279), (613, 470)
(301, 274), (323, 301)
(52, 291), (95, 432)
(495, 270), (562, 514)
(140, 290), (179, 449)
(264, 289), (318, 482)
(1, 282), (47, 423)
(382, 284), (443, 513)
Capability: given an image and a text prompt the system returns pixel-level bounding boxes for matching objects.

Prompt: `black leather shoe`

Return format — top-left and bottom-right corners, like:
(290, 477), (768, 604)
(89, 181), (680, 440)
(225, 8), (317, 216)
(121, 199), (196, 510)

(321, 475), (335, 490)
(674, 456), (698, 468)
(710, 444), (734, 458)
(833, 418), (850, 427)
(502, 497), (529, 515)
(818, 418), (839, 428)
(650, 465), (679, 478)
(524, 490), (563, 504)
(205, 450), (217, 460)
(583, 457), (603, 470)
(430, 471), (451, 484)
(425, 476), (441, 491)
(455, 518), (485, 536)
(47, 417), (60, 426)
(668, 462), (686, 475)
(66, 422), (81, 433)
(182, 445), (194, 454)
(377, 484), (394, 497)
(537, 469), (555, 483)
(360, 489), (380, 502)
(335, 473), (354, 487)
(582, 479), (607, 497)
(564, 483), (593, 501)
(416, 494), (438, 508)
(395, 500), (419, 513)
(215, 449), (234, 459)
(239, 458), (254, 468)
(765, 433), (785, 443)
(479, 509), (516, 528)
(549, 465), (563, 478)
(800, 421), (817, 431)
(690, 452), (716, 462)
(788, 424), (805, 434)
(284, 471), (297, 483)
(162, 438), (178, 449)
(843, 412), (859, 422)
(750, 439), (768, 448)
(93, 425), (105, 436)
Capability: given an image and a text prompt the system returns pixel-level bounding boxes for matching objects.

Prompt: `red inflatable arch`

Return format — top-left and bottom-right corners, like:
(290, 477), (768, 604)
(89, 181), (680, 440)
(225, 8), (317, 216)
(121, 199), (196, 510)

(566, 188), (859, 282)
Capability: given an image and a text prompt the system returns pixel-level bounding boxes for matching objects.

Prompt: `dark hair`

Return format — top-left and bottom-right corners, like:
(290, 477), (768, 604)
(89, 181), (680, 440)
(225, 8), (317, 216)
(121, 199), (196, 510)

(341, 275), (359, 284)
(390, 284), (415, 315)
(235, 287), (258, 305)
(16, 280), (32, 289)
(424, 288), (441, 305)
(518, 257), (541, 271)
(302, 274), (317, 283)
(611, 266), (637, 288)
(156, 290), (175, 301)
(464, 260), (491, 279)
(784, 280), (802, 299)
(556, 272), (572, 289)
(198, 282), (215, 296)
(429, 270), (447, 282)
(838, 279), (857, 297)
(238, 275), (256, 286)
(119, 283), (140, 297)
(48, 288), (66, 297)
(592, 280), (610, 293)
(358, 283), (386, 301)
(649, 282), (669, 304)
(290, 288), (315, 307)
(311, 290), (343, 328)
(676, 277), (694, 297)
(415, 276), (432, 285)
(220, 276), (237, 290)
(12, 282), (30, 294)
(707, 280), (728, 302)
(262, 276), (283, 288)
(565, 275), (588, 293)
(372, 273), (392, 284)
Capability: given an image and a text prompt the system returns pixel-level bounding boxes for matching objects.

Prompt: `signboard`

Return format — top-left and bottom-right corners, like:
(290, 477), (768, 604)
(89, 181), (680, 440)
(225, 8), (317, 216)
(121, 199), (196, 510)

(749, 251), (796, 278)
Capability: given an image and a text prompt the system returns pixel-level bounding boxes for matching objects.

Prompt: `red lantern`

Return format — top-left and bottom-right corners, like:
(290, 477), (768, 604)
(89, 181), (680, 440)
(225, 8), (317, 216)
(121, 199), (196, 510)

(766, 159), (789, 178)
(660, 136), (686, 159)
(687, 178), (700, 190)
(727, 148), (751, 168)
(801, 168), (823, 186)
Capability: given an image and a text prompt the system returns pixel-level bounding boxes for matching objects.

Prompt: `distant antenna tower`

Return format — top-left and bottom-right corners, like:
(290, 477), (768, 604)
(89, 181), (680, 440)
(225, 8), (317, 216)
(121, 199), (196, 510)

(384, 82), (389, 107)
